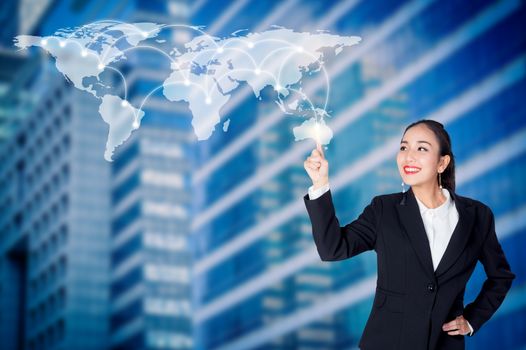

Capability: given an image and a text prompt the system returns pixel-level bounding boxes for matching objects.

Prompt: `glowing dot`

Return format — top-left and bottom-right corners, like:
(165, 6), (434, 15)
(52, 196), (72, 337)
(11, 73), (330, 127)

(59, 41), (66, 48)
(184, 79), (190, 86)
(247, 42), (254, 48)
(217, 47), (224, 53)
(296, 46), (304, 52)
(121, 100), (129, 107)
(205, 97), (212, 104)
(141, 31), (148, 38)
(41, 39), (48, 46)
(98, 63), (105, 70)
(133, 121), (140, 129)
(275, 84), (282, 91)
(81, 50), (87, 57)
(254, 68), (261, 75)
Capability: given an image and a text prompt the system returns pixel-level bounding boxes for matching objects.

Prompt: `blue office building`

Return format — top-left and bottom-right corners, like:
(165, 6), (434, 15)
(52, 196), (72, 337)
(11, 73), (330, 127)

(1, 1), (194, 350)
(0, 61), (111, 350)
(105, 1), (195, 350)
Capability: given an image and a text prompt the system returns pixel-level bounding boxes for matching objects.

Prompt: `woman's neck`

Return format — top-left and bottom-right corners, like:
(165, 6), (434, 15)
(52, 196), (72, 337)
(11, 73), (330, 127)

(411, 183), (446, 209)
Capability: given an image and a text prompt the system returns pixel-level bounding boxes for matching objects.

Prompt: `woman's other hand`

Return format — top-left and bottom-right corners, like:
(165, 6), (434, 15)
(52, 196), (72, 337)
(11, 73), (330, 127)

(442, 315), (472, 336)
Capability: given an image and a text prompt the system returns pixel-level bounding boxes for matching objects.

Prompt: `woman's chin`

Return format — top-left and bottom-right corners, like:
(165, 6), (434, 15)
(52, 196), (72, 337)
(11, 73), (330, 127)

(402, 179), (422, 187)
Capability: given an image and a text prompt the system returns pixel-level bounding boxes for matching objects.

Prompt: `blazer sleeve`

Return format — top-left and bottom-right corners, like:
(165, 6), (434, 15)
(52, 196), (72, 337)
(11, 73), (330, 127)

(303, 189), (381, 261)
(463, 205), (516, 335)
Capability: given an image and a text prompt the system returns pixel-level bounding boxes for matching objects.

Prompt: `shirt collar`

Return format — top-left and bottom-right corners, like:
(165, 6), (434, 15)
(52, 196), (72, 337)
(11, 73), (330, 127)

(414, 188), (452, 218)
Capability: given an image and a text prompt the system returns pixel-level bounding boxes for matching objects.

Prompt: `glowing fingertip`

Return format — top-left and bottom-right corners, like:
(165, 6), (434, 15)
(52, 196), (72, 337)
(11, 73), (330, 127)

(121, 100), (129, 107)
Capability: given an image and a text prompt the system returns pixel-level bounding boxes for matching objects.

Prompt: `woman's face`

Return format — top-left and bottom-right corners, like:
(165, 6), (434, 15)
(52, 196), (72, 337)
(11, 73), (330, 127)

(396, 124), (449, 189)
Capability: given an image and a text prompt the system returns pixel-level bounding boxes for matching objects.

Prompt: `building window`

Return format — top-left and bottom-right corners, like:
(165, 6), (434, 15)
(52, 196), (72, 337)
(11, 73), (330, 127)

(110, 298), (142, 331)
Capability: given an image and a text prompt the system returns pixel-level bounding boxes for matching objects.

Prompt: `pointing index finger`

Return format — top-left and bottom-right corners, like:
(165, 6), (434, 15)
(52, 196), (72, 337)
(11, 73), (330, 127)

(316, 142), (325, 158)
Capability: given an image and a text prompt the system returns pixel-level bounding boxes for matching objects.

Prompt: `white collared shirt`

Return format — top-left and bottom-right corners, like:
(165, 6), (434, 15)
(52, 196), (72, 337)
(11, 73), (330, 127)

(413, 187), (459, 272)
(307, 184), (474, 335)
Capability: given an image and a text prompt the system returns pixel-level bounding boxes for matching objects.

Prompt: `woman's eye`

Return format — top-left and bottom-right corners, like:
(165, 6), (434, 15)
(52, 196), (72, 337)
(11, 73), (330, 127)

(399, 146), (427, 151)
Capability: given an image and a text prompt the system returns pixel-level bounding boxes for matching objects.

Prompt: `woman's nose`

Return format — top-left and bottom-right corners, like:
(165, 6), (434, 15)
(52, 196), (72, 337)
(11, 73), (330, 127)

(405, 150), (417, 162)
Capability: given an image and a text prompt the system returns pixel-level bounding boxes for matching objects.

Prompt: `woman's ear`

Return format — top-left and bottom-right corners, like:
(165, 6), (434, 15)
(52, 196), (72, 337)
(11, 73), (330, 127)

(439, 155), (451, 172)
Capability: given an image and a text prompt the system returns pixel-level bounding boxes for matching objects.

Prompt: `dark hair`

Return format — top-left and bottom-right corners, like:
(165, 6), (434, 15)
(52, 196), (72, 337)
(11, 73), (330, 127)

(403, 119), (456, 192)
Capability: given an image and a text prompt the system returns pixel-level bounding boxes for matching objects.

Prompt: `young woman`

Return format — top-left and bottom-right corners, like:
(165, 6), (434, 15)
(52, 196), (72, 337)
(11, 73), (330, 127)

(303, 119), (515, 350)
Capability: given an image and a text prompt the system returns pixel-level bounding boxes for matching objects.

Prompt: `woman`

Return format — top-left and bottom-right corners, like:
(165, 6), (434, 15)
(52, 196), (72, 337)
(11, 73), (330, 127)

(303, 119), (515, 350)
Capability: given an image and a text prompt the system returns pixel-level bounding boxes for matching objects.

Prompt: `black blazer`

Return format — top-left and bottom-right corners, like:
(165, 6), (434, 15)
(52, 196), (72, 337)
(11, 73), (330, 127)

(303, 187), (515, 350)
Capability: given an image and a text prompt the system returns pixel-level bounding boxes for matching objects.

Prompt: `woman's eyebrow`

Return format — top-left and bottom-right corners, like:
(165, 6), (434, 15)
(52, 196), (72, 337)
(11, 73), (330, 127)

(399, 140), (432, 146)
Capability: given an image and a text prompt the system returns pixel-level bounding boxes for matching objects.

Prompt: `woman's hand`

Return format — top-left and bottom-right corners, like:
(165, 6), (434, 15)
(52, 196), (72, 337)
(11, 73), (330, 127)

(304, 143), (329, 189)
(442, 315), (471, 336)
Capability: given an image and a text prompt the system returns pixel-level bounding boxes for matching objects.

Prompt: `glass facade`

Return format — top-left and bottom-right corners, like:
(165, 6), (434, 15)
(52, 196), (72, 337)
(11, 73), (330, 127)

(0, 65), (111, 349)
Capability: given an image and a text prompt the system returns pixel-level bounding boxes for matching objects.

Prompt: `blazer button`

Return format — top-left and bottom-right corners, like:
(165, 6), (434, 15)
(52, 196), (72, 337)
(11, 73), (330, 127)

(427, 283), (436, 292)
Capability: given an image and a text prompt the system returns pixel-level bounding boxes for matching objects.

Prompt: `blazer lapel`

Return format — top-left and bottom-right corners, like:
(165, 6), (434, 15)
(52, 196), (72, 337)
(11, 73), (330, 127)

(396, 187), (476, 279)
(434, 191), (475, 277)
(396, 187), (435, 279)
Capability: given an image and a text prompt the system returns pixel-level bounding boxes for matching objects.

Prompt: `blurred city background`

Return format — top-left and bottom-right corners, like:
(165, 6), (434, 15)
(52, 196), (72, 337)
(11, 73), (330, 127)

(0, 0), (525, 349)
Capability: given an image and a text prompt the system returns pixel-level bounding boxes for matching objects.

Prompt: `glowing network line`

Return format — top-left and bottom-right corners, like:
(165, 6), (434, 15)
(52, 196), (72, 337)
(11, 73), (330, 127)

(44, 22), (337, 143)
(188, 36), (331, 114)
(40, 36), (130, 102)
(157, 24), (222, 48)
(193, 47), (260, 92)
(259, 44), (330, 112)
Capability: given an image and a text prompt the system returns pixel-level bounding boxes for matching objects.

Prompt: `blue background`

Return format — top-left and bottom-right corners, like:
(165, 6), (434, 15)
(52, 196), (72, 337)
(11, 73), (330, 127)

(0, 0), (525, 349)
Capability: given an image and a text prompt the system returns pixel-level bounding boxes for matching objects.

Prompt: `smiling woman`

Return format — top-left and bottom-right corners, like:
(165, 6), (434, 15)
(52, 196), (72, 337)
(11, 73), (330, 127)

(303, 119), (515, 350)
(397, 120), (456, 209)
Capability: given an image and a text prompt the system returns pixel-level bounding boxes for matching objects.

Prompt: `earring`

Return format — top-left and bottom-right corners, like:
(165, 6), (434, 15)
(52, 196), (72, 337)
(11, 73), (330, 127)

(438, 172), (443, 189)
(401, 181), (406, 193)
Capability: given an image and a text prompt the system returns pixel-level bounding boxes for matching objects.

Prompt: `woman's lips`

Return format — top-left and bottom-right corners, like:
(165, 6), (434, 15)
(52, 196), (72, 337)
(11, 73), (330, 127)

(404, 166), (421, 174)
